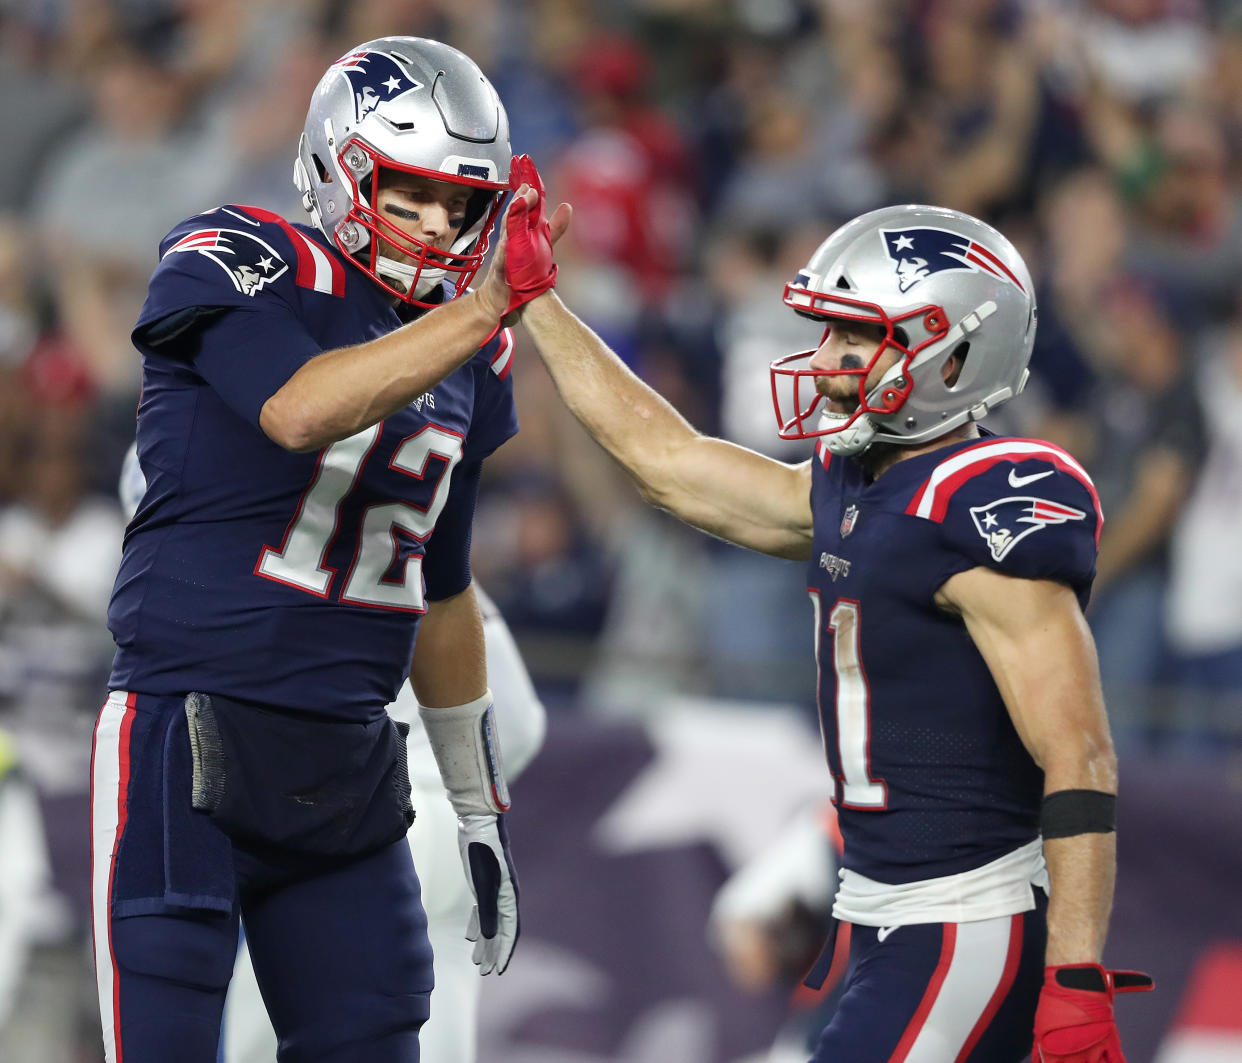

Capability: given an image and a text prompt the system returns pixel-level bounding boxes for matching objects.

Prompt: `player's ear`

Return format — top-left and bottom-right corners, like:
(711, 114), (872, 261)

(942, 342), (969, 387)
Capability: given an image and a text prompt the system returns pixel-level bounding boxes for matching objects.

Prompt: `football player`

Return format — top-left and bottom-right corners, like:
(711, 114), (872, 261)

(121, 445), (548, 1063)
(93, 38), (556, 1063)
(511, 191), (1154, 1061)
(222, 583), (546, 1063)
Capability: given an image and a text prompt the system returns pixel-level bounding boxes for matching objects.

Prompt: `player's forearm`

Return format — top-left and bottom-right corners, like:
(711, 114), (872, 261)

(410, 584), (487, 708)
(261, 291), (500, 452)
(1042, 831), (1116, 965)
(520, 292), (698, 502)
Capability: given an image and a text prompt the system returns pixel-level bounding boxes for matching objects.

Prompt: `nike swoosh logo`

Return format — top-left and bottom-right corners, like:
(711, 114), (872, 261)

(1008, 468), (1054, 489)
(877, 925), (899, 942)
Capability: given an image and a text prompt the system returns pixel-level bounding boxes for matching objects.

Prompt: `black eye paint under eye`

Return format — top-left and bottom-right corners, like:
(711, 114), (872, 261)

(386, 205), (419, 221)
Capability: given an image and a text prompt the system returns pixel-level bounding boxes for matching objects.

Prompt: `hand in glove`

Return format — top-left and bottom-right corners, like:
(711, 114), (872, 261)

(1033, 964), (1154, 1063)
(502, 154), (559, 310)
(458, 812), (520, 975)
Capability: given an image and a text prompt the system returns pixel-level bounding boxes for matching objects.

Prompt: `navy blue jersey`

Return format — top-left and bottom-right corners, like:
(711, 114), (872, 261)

(108, 205), (518, 719)
(806, 433), (1102, 884)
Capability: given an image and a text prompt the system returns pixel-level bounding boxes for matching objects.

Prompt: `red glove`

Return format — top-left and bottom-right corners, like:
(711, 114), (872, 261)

(502, 153), (557, 310)
(1033, 964), (1153, 1063)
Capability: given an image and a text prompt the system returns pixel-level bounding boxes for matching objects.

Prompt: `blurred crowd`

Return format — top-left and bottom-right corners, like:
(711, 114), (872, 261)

(4, 0), (1242, 762)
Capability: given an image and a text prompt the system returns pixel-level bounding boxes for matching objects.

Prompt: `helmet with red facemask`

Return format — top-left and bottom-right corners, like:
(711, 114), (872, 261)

(294, 37), (511, 307)
(770, 205), (1036, 456)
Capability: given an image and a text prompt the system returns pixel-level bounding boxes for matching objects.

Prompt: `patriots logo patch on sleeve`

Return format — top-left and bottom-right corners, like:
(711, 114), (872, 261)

(166, 229), (289, 297)
(969, 496), (1087, 562)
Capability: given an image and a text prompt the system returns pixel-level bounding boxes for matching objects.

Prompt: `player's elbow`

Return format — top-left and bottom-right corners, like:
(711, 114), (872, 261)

(1042, 728), (1118, 792)
(259, 392), (325, 453)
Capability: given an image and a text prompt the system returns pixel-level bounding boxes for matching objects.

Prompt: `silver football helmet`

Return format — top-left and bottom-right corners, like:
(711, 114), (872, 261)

(770, 204), (1036, 455)
(294, 37), (511, 306)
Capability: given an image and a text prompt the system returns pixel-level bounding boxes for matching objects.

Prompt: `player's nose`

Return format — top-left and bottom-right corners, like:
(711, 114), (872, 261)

(418, 201), (451, 239)
(808, 334), (839, 372)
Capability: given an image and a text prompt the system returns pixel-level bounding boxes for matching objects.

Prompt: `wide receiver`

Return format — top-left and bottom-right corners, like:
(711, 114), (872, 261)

(512, 186), (1152, 1061)
(94, 38), (556, 1063)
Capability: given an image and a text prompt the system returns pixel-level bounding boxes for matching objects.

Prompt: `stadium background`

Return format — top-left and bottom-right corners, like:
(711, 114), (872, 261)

(2, 0), (1241, 1059)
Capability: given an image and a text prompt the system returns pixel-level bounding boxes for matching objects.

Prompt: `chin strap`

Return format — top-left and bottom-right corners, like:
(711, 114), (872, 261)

(374, 255), (445, 299)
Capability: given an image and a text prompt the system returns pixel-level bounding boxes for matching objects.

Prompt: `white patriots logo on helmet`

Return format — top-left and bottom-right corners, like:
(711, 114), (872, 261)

(969, 496), (1087, 562)
(166, 229), (289, 297)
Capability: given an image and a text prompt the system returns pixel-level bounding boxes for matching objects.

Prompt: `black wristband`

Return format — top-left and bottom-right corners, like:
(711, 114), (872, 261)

(1040, 789), (1116, 839)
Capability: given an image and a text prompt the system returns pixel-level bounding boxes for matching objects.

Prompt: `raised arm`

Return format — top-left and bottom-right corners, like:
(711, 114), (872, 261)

(259, 204), (524, 453)
(520, 291), (814, 561)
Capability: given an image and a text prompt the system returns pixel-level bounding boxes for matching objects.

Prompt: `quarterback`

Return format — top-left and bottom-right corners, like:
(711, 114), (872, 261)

(93, 37), (555, 1063)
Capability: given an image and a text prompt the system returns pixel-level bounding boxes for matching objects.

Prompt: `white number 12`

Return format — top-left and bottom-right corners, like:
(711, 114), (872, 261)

(257, 424), (463, 612)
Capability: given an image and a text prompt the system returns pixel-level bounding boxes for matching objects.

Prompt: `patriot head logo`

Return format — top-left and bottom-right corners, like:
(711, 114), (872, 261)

(333, 49), (423, 122)
(166, 229), (289, 297)
(881, 228), (1026, 294)
(969, 495), (1086, 562)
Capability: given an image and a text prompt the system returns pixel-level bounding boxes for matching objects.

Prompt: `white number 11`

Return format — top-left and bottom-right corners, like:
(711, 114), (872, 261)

(809, 591), (887, 809)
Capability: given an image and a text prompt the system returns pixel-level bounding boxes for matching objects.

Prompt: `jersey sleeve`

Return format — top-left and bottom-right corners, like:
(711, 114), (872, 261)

(132, 207), (322, 426)
(421, 459), (482, 602)
(910, 444), (1103, 598)
(464, 328), (519, 462)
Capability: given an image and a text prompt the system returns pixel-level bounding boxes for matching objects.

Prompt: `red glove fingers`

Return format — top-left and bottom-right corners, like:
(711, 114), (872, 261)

(1033, 965), (1154, 1063)
(503, 153), (557, 307)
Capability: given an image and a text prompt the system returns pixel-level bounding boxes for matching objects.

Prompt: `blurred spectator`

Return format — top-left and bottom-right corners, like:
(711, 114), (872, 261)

(34, 36), (231, 401)
(1078, 0), (1208, 106)
(1165, 299), (1242, 744)
(1123, 102), (1242, 326)
(1042, 278), (1206, 745)
(1026, 166), (1127, 446)
(0, 394), (123, 731)
(0, 218), (38, 503)
(553, 30), (697, 325)
(0, 9), (87, 213)
(0, 727), (53, 1030)
(473, 471), (612, 640)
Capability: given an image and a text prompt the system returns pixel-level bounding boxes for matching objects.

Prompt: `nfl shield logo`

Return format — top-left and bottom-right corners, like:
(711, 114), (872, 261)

(840, 504), (859, 538)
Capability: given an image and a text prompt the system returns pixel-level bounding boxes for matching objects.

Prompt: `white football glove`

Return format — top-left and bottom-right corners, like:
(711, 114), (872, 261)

(459, 812), (520, 974)
(419, 690), (520, 975)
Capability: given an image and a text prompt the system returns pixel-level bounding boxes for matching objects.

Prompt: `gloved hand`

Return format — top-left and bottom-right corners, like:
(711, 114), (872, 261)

(1033, 964), (1154, 1063)
(501, 153), (557, 311)
(458, 812), (520, 975)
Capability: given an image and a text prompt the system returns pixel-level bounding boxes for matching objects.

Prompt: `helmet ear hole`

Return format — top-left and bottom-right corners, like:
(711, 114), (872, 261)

(311, 153), (330, 182)
(944, 341), (969, 388)
(835, 275), (851, 290)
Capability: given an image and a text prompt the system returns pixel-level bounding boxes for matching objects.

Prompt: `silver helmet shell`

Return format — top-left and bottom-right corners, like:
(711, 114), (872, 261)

(770, 204), (1036, 455)
(294, 37), (511, 306)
